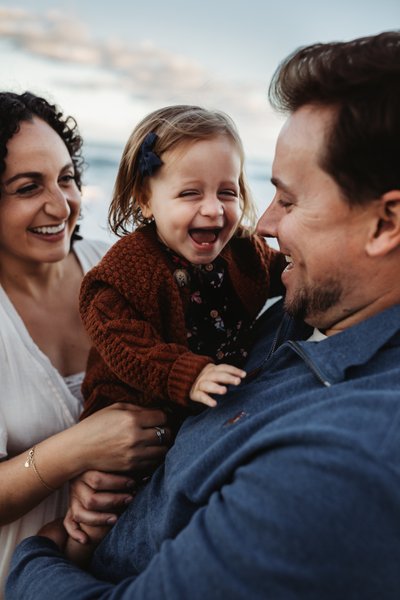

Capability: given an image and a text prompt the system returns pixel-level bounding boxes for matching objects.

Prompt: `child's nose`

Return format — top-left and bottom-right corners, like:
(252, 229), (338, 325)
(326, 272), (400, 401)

(199, 194), (224, 217)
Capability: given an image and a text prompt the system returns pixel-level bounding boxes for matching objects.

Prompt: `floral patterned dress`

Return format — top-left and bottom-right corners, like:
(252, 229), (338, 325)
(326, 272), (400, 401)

(165, 247), (254, 367)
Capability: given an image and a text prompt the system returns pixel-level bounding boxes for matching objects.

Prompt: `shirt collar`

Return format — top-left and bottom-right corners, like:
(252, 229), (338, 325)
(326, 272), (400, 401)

(291, 304), (400, 384)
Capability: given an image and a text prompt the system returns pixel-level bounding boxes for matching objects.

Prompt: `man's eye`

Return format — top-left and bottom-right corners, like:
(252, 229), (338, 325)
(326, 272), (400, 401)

(278, 198), (293, 209)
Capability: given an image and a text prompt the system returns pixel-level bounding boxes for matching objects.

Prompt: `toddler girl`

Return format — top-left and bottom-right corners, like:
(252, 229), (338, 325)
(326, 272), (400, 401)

(79, 104), (284, 417)
(80, 105), (285, 416)
(66, 105), (285, 564)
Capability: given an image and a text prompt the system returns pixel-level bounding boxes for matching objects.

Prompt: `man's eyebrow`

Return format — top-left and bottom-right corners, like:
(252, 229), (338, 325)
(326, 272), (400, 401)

(270, 176), (293, 194)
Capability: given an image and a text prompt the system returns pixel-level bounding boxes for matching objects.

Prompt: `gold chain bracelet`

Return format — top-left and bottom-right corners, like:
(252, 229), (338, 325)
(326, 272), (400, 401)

(24, 446), (56, 492)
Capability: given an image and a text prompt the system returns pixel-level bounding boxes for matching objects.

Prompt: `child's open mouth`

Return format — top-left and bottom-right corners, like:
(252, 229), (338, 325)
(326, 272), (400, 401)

(189, 228), (221, 245)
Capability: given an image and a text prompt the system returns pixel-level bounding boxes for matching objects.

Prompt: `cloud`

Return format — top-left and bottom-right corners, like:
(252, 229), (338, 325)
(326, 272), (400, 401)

(0, 6), (282, 159)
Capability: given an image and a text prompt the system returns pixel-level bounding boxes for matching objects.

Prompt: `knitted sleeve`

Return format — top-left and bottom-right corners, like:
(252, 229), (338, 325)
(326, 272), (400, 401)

(80, 277), (212, 416)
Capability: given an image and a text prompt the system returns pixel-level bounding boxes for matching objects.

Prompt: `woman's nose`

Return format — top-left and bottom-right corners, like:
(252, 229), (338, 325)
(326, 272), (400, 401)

(44, 187), (71, 219)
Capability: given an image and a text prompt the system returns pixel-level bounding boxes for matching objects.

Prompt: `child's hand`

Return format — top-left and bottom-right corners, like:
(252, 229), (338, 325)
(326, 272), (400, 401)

(190, 363), (246, 407)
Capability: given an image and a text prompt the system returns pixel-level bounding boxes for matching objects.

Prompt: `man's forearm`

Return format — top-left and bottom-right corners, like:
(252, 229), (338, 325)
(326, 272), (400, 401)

(6, 537), (117, 600)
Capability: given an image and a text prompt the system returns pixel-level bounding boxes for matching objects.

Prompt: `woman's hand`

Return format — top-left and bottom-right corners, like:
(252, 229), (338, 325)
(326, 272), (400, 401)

(74, 403), (171, 473)
(64, 470), (136, 543)
(190, 364), (246, 407)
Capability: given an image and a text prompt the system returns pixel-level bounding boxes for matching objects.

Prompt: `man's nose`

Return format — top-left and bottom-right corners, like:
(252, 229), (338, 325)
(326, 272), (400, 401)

(256, 198), (280, 238)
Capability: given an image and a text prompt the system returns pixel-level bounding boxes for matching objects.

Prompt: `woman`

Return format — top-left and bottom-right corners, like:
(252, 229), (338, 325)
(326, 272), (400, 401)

(0, 91), (169, 595)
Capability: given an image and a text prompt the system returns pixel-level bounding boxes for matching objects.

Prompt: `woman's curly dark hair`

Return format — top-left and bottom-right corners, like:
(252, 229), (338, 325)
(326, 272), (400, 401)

(0, 91), (85, 241)
(0, 91), (84, 188)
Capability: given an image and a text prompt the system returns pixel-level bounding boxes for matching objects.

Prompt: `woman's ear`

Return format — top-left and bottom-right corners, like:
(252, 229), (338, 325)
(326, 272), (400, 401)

(366, 190), (400, 257)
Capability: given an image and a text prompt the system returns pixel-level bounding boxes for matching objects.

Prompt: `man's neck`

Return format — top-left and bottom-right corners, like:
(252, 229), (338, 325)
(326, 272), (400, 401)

(309, 293), (400, 336)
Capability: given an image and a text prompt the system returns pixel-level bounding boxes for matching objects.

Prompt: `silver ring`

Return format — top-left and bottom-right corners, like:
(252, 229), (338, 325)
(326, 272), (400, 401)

(154, 426), (166, 445)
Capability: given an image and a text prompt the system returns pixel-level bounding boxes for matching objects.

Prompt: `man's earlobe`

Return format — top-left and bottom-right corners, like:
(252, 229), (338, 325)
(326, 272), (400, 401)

(366, 191), (400, 256)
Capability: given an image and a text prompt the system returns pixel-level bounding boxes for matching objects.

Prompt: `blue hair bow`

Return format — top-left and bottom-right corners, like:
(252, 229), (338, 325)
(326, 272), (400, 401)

(138, 132), (163, 177)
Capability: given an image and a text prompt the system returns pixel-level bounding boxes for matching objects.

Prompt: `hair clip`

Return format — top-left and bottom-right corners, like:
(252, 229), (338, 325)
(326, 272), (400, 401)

(138, 132), (163, 177)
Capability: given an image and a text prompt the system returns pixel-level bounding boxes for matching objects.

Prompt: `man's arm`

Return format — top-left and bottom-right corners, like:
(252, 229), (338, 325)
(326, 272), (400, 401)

(7, 440), (400, 599)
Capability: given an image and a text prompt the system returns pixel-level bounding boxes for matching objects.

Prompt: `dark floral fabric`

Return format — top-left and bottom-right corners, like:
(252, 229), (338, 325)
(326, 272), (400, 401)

(164, 246), (255, 367)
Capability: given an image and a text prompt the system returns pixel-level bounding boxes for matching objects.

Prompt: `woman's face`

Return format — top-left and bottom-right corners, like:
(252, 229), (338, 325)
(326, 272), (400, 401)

(0, 117), (81, 267)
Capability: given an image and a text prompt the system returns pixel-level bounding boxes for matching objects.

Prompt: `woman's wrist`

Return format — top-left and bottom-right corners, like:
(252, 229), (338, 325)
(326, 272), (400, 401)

(32, 425), (90, 488)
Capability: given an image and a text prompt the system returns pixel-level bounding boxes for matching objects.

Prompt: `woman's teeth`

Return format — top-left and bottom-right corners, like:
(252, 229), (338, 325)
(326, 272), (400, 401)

(31, 223), (65, 235)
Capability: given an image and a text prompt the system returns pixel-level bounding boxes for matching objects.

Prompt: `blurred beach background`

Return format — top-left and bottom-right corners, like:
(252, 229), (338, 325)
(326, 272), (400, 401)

(0, 0), (399, 244)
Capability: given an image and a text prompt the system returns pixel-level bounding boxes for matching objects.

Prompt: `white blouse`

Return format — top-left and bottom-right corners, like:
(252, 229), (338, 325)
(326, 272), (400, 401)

(0, 238), (108, 596)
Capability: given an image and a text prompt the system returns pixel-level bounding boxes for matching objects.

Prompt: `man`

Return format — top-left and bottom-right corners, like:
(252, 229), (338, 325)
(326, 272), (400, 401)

(7, 31), (400, 599)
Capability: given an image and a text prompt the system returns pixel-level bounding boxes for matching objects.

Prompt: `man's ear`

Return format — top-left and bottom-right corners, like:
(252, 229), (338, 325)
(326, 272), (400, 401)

(366, 190), (400, 257)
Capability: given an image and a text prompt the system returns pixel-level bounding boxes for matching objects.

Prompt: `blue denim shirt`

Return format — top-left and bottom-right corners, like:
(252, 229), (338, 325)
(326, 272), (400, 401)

(7, 302), (400, 599)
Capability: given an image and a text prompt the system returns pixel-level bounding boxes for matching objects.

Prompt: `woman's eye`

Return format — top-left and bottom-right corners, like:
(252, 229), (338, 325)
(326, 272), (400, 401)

(59, 174), (76, 185)
(17, 183), (38, 195)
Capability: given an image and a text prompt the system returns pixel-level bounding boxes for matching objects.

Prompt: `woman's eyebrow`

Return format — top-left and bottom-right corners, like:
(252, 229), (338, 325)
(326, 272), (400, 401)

(4, 162), (74, 185)
(4, 171), (41, 185)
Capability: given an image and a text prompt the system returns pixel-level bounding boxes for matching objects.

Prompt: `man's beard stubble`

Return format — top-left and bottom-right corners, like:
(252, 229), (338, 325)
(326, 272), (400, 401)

(284, 278), (343, 323)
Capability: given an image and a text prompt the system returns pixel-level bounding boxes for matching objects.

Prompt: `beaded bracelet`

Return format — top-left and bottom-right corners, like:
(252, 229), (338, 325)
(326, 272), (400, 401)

(24, 446), (56, 491)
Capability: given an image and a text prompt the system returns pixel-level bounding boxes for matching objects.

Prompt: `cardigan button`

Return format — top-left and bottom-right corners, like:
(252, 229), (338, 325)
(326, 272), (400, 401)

(173, 269), (190, 287)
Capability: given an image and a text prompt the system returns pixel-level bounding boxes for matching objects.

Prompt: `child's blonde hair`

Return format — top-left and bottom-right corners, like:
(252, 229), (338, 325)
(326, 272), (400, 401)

(108, 105), (257, 236)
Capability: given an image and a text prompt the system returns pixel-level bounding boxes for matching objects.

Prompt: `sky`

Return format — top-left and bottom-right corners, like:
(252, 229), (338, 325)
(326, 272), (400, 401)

(0, 0), (399, 163)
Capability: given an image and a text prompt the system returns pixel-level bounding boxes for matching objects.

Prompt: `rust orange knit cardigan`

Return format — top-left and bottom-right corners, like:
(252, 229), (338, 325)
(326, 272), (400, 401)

(79, 223), (284, 418)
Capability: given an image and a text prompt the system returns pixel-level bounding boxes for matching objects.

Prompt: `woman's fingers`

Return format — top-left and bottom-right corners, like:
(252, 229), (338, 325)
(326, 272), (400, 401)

(69, 475), (133, 515)
(143, 423), (171, 447)
(77, 469), (136, 491)
(79, 404), (171, 472)
(101, 403), (169, 428)
(64, 509), (89, 543)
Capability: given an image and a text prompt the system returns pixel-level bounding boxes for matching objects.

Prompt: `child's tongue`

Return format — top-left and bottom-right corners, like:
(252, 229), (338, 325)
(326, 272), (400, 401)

(190, 229), (218, 244)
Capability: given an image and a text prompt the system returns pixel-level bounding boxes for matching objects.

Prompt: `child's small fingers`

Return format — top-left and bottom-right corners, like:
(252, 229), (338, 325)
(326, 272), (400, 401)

(201, 382), (227, 395)
(193, 393), (218, 407)
(210, 373), (244, 387)
(216, 364), (247, 378)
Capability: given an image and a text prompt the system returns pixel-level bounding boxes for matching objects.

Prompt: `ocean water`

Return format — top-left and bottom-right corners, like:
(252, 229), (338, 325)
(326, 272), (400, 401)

(79, 141), (276, 245)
